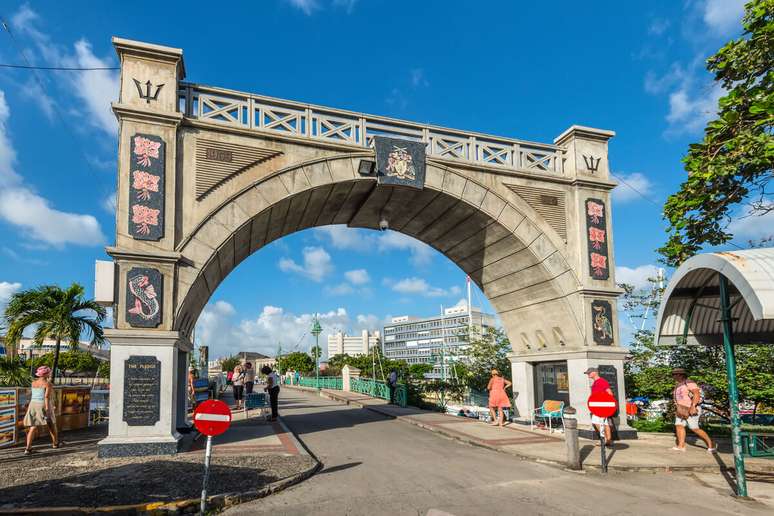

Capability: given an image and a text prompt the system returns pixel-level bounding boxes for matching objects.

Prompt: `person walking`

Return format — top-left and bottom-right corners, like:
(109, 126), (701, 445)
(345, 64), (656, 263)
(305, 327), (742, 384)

(671, 368), (716, 453)
(187, 367), (198, 411)
(585, 367), (613, 446)
(388, 369), (398, 404)
(23, 366), (60, 454)
(244, 362), (256, 395)
(262, 365), (280, 421)
(486, 369), (512, 427)
(232, 364), (245, 410)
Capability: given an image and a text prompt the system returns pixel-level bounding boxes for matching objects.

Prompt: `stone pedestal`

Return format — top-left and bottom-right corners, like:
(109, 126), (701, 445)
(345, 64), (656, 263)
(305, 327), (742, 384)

(342, 365), (361, 392)
(98, 329), (193, 457)
(510, 348), (636, 439)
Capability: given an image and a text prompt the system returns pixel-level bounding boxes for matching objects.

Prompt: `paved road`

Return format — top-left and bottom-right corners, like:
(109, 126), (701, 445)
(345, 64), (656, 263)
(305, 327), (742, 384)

(227, 389), (770, 516)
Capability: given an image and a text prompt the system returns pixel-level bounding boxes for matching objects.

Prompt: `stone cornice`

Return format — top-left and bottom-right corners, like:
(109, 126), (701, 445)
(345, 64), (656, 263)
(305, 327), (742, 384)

(112, 103), (184, 127)
(106, 246), (189, 265)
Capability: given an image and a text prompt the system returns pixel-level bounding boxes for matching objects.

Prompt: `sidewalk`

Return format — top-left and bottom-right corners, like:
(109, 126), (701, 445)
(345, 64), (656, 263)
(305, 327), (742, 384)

(187, 388), (304, 457)
(288, 385), (774, 474)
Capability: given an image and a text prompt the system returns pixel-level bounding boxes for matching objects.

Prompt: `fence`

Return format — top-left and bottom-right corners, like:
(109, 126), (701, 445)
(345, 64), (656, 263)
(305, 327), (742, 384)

(296, 376), (343, 390)
(298, 376), (407, 407)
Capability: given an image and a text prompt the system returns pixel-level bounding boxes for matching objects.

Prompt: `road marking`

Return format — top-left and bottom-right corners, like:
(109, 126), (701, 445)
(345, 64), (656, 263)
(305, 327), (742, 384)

(195, 413), (231, 422)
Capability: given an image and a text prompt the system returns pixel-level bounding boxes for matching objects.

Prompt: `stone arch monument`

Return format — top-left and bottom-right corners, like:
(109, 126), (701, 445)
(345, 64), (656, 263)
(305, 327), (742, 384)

(97, 38), (630, 456)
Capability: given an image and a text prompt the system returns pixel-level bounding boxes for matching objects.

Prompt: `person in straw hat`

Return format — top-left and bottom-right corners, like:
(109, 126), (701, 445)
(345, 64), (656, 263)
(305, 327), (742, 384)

(23, 365), (60, 454)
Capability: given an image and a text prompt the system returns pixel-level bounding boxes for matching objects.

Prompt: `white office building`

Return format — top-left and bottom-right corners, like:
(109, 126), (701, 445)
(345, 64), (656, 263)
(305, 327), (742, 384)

(327, 330), (380, 358)
(383, 306), (496, 379)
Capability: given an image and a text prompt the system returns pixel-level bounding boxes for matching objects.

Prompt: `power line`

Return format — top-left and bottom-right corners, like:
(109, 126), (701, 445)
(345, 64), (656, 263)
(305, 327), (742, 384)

(609, 172), (663, 208)
(0, 63), (119, 71)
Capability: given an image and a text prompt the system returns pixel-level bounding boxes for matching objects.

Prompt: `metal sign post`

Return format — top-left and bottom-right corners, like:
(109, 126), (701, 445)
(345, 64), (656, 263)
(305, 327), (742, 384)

(200, 435), (213, 514)
(599, 427), (608, 473)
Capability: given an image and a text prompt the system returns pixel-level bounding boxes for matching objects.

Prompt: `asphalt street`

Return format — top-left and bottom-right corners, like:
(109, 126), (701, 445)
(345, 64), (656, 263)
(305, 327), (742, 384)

(226, 389), (770, 516)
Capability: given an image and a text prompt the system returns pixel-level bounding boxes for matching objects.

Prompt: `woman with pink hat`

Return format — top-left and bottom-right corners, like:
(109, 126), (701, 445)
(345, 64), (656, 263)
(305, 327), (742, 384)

(22, 365), (60, 454)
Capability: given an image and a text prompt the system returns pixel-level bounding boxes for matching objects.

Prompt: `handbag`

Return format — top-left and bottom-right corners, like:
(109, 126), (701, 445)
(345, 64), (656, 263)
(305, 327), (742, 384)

(675, 403), (692, 419)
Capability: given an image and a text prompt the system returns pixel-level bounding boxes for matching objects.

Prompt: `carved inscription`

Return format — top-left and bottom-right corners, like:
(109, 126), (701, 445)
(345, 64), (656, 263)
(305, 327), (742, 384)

(205, 148), (233, 162)
(123, 356), (161, 426)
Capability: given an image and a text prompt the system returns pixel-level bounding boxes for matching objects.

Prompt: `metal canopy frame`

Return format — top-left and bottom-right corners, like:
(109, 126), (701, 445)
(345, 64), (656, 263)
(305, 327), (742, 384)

(656, 249), (774, 498)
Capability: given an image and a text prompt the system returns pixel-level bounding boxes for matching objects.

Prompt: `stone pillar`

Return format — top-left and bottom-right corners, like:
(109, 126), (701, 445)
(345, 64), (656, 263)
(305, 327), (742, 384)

(342, 365), (361, 392)
(510, 360), (535, 419)
(98, 38), (188, 457)
(98, 330), (192, 457)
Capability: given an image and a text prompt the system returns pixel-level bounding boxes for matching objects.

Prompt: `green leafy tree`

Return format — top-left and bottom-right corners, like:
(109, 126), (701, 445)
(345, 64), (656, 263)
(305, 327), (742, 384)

(97, 360), (110, 379)
(464, 327), (512, 391)
(310, 345), (322, 363)
(281, 351), (315, 374)
(0, 355), (30, 387)
(219, 355), (241, 373)
(408, 363), (434, 380)
(3, 284), (106, 383)
(660, 0), (774, 265)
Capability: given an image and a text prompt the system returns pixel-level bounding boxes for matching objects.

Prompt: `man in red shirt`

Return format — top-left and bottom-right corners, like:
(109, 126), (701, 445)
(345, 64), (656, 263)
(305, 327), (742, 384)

(585, 367), (613, 446)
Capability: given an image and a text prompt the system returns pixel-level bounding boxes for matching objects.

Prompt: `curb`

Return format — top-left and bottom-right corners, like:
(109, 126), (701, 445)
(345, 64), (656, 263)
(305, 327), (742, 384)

(300, 387), (774, 476)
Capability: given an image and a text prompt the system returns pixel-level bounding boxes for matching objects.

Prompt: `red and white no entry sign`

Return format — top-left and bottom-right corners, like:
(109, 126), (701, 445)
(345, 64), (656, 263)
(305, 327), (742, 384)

(588, 391), (617, 418)
(194, 399), (232, 436)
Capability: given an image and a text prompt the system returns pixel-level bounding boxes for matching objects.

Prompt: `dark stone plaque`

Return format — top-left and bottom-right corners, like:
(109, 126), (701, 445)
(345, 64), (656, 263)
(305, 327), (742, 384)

(125, 267), (163, 328)
(591, 300), (614, 346)
(123, 355), (161, 426)
(598, 365), (619, 399)
(585, 198), (609, 280)
(129, 133), (165, 241)
(375, 136), (426, 189)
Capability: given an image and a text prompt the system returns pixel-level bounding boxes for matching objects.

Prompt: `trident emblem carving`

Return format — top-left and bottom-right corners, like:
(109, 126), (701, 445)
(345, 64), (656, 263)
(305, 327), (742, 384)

(583, 155), (601, 173)
(133, 78), (164, 104)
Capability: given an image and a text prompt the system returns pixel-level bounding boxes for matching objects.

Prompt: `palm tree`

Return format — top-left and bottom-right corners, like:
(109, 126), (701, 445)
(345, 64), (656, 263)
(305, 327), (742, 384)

(3, 283), (106, 383)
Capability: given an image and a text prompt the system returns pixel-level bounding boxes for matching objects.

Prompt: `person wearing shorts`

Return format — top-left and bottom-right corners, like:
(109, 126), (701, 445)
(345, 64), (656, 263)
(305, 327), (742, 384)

(585, 367), (613, 446)
(671, 368), (715, 453)
(232, 364), (245, 410)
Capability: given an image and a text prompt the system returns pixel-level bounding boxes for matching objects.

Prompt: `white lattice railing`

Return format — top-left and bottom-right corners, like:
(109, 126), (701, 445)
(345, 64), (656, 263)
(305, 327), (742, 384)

(178, 83), (564, 174)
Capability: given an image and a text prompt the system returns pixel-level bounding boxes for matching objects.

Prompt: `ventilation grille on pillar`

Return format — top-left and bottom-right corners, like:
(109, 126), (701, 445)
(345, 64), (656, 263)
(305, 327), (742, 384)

(195, 138), (282, 199)
(506, 184), (567, 239)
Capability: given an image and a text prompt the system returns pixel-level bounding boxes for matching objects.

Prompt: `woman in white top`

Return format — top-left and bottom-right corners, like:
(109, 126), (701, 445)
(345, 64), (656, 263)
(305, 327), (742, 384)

(261, 365), (280, 421)
(23, 366), (60, 454)
(232, 364), (246, 410)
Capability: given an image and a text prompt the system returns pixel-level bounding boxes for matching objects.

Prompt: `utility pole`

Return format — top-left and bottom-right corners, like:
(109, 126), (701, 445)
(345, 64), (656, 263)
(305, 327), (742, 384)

(276, 342), (282, 374)
(310, 314), (323, 391)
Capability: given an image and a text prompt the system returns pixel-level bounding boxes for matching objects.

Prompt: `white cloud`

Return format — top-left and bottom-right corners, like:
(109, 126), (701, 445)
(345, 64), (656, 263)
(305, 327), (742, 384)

(332, 0), (358, 13)
(287, 0), (321, 15)
(0, 90), (105, 247)
(389, 277), (449, 297)
(648, 18), (671, 36)
(703, 0), (746, 35)
(410, 68), (429, 88)
(326, 283), (355, 296)
(315, 225), (435, 267)
(612, 172), (655, 203)
(666, 82), (724, 135)
(11, 5), (118, 135)
(616, 264), (660, 291)
(102, 192), (117, 213)
(376, 231), (434, 267)
(344, 269), (370, 285)
(195, 301), (381, 360)
(0, 281), (22, 304)
(278, 246), (333, 282)
(0, 189), (105, 246)
(727, 206), (774, 241)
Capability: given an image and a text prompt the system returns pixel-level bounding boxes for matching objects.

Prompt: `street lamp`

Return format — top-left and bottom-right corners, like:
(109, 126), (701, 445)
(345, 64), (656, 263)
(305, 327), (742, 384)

(310, 315), (323, 390)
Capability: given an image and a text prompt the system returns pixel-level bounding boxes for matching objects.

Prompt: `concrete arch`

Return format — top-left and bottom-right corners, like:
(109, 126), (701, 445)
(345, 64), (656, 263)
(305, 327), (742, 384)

(173, 153), (586, 352)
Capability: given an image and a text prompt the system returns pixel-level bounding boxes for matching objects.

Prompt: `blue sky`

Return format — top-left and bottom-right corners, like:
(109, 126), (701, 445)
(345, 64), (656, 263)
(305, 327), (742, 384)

(0, 0), (761, 359)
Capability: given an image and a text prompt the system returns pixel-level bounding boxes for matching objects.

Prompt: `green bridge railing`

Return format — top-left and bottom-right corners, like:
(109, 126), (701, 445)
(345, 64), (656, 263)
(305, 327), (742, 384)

(296, 376), (342, 390)
(297, 376), (407, 407)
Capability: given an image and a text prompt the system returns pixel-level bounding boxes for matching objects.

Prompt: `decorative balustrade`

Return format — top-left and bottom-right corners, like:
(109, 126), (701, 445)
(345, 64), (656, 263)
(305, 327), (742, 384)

(296, 376), (407, 407)
(178, 83), (563, 174)
(296, 376), (342, 390)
